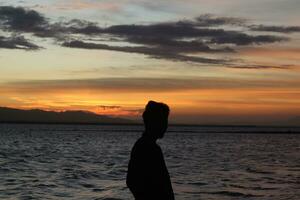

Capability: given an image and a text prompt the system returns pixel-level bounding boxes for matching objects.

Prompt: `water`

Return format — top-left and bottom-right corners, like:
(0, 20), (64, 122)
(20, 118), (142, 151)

(0, 124), (299, 200)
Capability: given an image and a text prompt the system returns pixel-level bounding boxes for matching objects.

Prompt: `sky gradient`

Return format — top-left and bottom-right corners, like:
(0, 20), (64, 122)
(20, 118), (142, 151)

(0, 0), (300, 125)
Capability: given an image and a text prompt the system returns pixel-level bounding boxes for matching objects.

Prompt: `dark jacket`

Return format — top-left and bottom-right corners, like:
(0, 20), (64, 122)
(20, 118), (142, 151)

(127, 136), (175, 200)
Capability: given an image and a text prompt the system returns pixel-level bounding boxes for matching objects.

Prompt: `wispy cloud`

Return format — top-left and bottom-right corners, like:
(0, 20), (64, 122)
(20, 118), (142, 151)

(249, 25), (300, 33)
(97, 105), (143, 116)
(0, 35), (40, 50)
(98, 105), (122, 110)
(194, 14), (247, 26)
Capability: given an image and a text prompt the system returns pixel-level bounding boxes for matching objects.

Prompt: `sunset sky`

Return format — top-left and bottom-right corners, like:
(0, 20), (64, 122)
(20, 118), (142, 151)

(0, 0), (300, 125)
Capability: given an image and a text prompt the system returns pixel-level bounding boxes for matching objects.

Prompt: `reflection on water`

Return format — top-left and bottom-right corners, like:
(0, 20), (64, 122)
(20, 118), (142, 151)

(0, 124), (299, 200)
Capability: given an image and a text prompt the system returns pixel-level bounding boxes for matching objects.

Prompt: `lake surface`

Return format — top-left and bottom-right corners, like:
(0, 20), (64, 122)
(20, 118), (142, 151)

(0, 124), (299, 200)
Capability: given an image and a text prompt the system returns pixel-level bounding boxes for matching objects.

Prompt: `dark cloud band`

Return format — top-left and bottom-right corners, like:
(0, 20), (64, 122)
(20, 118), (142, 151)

(62, 40), (230, 64)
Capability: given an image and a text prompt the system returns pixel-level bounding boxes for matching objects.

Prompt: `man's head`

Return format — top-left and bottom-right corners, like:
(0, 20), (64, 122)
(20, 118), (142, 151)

(143, 100), (170, 139)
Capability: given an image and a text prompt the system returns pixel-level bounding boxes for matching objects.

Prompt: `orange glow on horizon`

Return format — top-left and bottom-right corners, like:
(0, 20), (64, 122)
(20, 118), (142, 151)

(1, 87), (300, 119)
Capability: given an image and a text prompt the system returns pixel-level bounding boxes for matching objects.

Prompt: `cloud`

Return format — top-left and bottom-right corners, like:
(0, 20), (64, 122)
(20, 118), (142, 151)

(60, 19), (285, 64)
(97, 105), (143, 116)
(250, 25), (300, 33)
(210, 32), (287, 45)
(35, 19), (103, 38)
(0, 35), (40, 50)
(62, 40), (229, 64)
(98, 105), (122, 110)
(0, 6), (48, 33)
(126, 36), (235, 54)
(105, 24), (284, 46)
(195, 14), (247, 26)
(0, 6), (295, 66)
(0, 6), (63, 40)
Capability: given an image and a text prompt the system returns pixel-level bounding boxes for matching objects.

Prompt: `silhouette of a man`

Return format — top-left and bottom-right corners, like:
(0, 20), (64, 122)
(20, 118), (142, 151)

(127, 101), (175, 200)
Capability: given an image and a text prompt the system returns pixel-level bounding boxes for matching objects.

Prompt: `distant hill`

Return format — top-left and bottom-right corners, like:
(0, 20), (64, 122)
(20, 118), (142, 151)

(0, 107), (134, 124)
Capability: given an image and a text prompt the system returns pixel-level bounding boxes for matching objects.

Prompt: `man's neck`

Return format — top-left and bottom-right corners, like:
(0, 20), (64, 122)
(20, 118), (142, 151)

(142, 131), (158, 143)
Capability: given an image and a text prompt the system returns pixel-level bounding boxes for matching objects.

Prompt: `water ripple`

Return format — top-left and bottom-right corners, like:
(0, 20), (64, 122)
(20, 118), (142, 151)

(0, 124), (299, 200)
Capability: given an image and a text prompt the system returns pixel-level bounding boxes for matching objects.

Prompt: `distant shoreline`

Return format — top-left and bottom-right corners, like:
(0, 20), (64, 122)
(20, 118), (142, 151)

(1, 121), (300, 129)
(1, 107), (299, 128)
